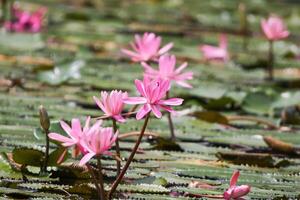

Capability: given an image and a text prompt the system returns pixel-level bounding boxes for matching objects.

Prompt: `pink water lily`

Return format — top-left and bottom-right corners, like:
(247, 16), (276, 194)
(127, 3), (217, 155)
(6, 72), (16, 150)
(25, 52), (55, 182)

(199, 34), (229, 61)
(93, 90), (128, 123)
(48, 117), (102, 154)
(121, 32), (173, 62)
(4, 4), (47, 33)
(223, 171), (251, 200)
(142, 54), (193, 88)
(123, 78), (183, 120)
(261, 16), (289, 41)
(79, 127), (118, 165)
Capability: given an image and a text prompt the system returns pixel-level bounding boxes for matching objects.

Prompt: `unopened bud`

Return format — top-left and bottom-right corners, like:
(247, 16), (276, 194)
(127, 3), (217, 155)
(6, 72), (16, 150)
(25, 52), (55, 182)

(39, 105), (50, 131)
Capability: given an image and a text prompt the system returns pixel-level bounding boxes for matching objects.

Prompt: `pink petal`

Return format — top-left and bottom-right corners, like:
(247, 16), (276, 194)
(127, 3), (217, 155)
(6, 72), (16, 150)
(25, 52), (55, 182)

(175, 62), (188, 74)
(231, 185), (251, 199)
(135, 79), (147, 97)
(261, 19), (273, 40)
(159, 98), (184, 106)
(176, 80), (193, 88)
(87, 120), (102, 135)
(158, 42), (173, 55)
(123, 97), (147, 105)
(230, 171), (240, 187)
(136, 104), (151, 120)
(113, 114), (126, 123)
(60, 121), (72, 137)
(219, 34), (228, 49)
(160, 105), (174, 113)
(142, 62), (158, 76)
(280, 30), (289, 39)
(150, 105), (162, 118)
(83, 116), (91, 132)
(93, 96), (107, 114)
(48, 133), (75, 145)
(71, 118), (82, 137)
(121, 49), (140, 60)
(223, 187), (234, 200)
(79, 152), (96, 166)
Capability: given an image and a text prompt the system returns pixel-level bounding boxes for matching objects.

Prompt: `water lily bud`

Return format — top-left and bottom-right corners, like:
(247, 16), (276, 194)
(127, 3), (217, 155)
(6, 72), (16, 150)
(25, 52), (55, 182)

(39, 105), (50, 131)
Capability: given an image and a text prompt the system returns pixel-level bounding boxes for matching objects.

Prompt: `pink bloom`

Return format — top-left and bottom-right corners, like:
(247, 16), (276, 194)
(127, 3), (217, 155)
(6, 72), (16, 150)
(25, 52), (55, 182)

(48, 117), (102, 154)
(142, 54), (193, 88)
(93, 90), (128, 123)
(4, 4), (47, 33)
(123, 78), (183, 120)
(223, 171), (251, 200)
(199, 34), (229, 61)
(79, 127), (118, 165)
(261, 16), (289, 41)
(121, 32), (173, 62)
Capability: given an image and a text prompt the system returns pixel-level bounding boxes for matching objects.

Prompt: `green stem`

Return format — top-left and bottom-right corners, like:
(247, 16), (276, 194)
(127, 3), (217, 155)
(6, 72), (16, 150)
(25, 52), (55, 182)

(112, 119), (121, 176)
(267, 40), (274, 81)
(166, 91), (176, 141)
(97, 157), (106, 200)
(86, 163), (103, 200)
(42, 129), (49, 173)
(0, 0), (5, 23)
(108, 113), (150, 199)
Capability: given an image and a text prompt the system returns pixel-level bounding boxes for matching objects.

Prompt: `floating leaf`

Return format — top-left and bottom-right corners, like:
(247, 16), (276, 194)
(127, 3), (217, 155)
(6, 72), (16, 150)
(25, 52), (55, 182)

(216, 152), (276, 167)
(192, 111), (228, 124)
(242, 91), (277, 115)
(152, 138), (183, 151)
(47, 147), (68, 166)
(0, 33), (44, 51)
(12, 148), (44, 167)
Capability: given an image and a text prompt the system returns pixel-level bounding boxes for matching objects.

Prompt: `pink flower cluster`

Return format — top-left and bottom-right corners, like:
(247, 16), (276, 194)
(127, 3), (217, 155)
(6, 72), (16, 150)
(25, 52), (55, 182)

(124, 78), (183, 120)
(93, 90), (128, 123)
(45, 30), (258, 198)
(49, 33), (190, 165)
(199, 34), (229, 62)
(122, 33), (194, 86)
(261, 16), (289, 41)
(224, 171), (251, 200)
(122, 32), (173, 62)
(48, 117), (118, 165)
(4, 4), (47, 33)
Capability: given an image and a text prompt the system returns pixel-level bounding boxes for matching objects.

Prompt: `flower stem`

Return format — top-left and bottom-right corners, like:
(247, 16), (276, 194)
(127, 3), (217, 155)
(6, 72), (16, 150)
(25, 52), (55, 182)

(97, 157), (106, 200)
(86, 163), (103, 200)
(42, 129), (50, 173)
(166, 91), (176, 141)
(112, 119), (121, 176)
(267, 40), (274, 81)
(108, 113), (150, 199)
(0, 0), (6, 23)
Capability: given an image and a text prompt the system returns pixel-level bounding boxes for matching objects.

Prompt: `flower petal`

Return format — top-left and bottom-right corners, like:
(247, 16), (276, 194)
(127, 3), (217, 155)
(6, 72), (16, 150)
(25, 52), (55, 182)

(48, 133), (75, 146)
(150, 105), (162, 118)
(230, 171), (240, 187)
(123, 97), (147, 105)
(136, 104), (151, 120)
(79, 152), (96, 166)
(159, 98), (183, 106)
(113, 114), (126, 123)
(231, 185), (251, 199)
(60, 121), (72, 137)
(158, 42), (173, 55)
(135, 79), (147, 97)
